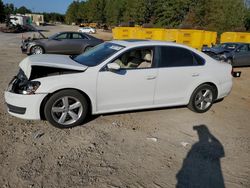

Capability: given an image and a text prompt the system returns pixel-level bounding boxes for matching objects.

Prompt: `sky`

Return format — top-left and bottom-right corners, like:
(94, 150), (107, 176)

(3, 0), (74, 14)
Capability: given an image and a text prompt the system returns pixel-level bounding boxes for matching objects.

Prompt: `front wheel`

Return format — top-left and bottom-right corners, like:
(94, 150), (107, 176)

(44, 90), (88, 128)
(30, 45), (44, 55)
(188, 84), (215, 113)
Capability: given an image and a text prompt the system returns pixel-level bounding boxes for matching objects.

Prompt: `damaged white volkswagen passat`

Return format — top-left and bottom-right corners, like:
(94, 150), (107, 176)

(5, 40), (233, 128)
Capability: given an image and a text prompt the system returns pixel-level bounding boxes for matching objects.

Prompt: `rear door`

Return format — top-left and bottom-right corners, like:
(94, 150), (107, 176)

(154, 46), (206, 106)
(234, 44), (250, 66)
(67, 33), (89, 54)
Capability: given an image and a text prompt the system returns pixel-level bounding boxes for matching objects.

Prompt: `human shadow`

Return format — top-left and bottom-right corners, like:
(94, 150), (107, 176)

(176, 125), (225, 188)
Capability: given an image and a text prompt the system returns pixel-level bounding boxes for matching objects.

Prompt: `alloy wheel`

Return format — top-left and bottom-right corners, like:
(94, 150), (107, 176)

(32, 46), (43, 54)
(194, 89), (213, 110)
(51, 96), (83, 126)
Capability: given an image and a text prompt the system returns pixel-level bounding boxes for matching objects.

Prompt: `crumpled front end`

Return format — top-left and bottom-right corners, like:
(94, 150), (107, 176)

(5, 54), (88, 120)
(5, 68), (46, 120)
(20, 38), (37, 55)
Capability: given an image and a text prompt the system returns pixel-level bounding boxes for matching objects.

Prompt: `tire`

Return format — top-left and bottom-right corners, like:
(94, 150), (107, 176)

(44, 90), (88, 128)
(30, 45), (44, 55)
(188, 84), (216, 113)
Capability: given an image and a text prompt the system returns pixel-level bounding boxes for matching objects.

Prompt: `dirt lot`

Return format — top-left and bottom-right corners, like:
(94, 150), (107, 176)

(0, 24), (249, 188)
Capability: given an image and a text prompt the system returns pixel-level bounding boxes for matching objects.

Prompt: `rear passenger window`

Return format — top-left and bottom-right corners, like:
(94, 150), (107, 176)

(72, 33), (83, 39)
(159, 46), (205, 67)
(193, 52), (205, 65)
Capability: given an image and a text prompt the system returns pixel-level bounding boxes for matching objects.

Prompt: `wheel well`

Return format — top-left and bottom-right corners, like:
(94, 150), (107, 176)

(199, 82), (218, 99)
(39, 88), (92, 120)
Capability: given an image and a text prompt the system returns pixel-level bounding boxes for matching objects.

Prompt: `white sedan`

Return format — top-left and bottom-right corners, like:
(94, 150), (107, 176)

(78, 27), (96, 34)
(5, 40), (233, 128)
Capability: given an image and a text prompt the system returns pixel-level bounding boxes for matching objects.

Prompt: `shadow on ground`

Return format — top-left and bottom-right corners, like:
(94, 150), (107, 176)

(176, 125), (225, 188)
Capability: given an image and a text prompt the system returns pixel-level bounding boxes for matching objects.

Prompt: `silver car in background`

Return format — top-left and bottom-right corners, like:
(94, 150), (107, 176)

(21, 31), (103, 55)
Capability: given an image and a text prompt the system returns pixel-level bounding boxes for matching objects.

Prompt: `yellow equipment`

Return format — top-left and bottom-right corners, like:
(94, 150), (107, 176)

(112, 27), (217, 50)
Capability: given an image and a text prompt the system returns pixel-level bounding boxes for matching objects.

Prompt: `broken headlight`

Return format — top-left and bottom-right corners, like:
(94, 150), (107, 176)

(8, 69), (41, 95)
(21, 81), (41, 95)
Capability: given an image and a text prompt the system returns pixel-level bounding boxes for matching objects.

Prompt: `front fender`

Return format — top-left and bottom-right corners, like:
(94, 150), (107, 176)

(34, 72), (97, 113)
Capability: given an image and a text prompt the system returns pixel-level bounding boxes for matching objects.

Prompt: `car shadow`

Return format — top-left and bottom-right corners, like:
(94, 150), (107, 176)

(176, 125), (225, 188)
(82, 100), (224, 126)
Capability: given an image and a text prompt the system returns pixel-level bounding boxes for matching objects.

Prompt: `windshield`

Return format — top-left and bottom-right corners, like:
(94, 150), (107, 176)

(73, 42), (124, 67)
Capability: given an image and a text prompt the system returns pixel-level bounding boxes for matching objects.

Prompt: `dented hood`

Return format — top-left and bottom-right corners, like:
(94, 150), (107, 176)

(19, 54), (88, 79)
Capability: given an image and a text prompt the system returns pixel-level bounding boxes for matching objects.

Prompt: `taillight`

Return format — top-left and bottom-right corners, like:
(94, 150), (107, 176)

(231, 68), (241, 77)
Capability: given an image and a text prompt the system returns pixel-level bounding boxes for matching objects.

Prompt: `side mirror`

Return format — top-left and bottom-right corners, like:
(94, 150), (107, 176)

(107, 62), (121, 71)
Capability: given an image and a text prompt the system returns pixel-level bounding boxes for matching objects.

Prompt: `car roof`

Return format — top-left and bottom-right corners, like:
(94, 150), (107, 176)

(110, 39), (193, 48)
(57, 31), (83, 35)
(53, 31), (99, 40)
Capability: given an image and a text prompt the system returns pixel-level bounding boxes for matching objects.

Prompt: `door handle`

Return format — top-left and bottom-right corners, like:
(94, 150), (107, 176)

(146, 75), (157, 80)
(192, 73), (200, 77)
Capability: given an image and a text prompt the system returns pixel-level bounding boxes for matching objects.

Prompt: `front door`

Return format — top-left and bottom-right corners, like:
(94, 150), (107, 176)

(96, 47), (158, 113)
(46, 33), (72, 54)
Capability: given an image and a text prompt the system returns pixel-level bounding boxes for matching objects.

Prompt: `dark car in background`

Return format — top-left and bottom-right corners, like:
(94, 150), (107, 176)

(202, 42), (250, 67)
(21, 31), (104, 55)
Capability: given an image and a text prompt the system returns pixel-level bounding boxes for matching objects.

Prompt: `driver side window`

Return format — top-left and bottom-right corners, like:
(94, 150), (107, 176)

(113, 47), (154, 69)
(55, 33), (68, 40)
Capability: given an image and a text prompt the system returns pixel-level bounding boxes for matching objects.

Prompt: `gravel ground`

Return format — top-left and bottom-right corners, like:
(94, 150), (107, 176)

(0, 25), (249, 188)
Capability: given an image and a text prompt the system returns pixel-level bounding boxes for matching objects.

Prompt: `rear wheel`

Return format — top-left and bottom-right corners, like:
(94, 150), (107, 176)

(188, 84), (215, 113)
(44, 90), (88, 128)
(30, 45), (44, 55)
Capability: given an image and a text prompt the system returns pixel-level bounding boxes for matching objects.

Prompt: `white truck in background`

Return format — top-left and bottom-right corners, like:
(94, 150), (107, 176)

(9, 14), (30, 26)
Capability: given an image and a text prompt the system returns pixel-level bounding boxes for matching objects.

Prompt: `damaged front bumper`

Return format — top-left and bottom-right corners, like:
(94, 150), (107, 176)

(20, 40), (34, 55)
(4, 91), (46, 120)
(5, 69), (46, 120)
(21, 45), (29, 54)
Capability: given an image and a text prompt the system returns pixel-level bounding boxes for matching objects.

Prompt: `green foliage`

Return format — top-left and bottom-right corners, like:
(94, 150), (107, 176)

(86, 0), (106, 23)
(245, 9), (250, 30)
(183, 0), (247, 33)
(15, 6), (32, 14)
(47, 0), (250, 32)
(154, 0), (191, 27)
(0, 0), (5, 22)
(105, 0), (125, 25)
(43, 12), (65, 23)
(65, 1), (81, 24)
(4, 3), (15, 15)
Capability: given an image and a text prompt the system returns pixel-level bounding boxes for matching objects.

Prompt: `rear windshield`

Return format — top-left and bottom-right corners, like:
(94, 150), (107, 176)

(73, 42), (124, 67)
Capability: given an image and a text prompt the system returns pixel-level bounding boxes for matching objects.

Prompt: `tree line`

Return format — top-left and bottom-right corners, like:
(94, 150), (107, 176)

(0, 0), (64, 23)
(65, 0), (250, 33)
